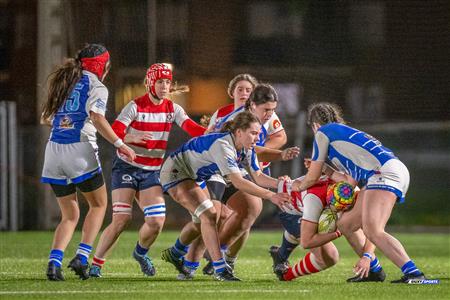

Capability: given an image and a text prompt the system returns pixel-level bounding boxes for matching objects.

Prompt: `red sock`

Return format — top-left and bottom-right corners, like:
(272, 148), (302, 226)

(283, 252), (323, 281)
(92, 255), (106, 268)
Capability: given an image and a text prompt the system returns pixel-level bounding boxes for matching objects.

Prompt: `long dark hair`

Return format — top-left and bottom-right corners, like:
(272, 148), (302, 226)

(220, 111), (260, 133)
(244, 83), (278, 110)
(42, 44), (108, 120)
(307, 102), (346, 126)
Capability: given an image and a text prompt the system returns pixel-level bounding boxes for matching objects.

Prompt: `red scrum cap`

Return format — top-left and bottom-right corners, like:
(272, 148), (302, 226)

(145, 63), (173, 98)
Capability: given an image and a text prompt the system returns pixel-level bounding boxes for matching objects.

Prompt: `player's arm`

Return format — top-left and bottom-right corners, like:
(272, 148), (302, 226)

(264, 130), (287, 149)
(352, 238), (377, 278)
(173, 103), (206, 137)
(255, 145), (300, 162)
(227, 172), (289, 210)
(300, 220), (341, 249)
(90, 112), (136, 161)
(250, 169), (279, 189)
(292, 160), (323, 192)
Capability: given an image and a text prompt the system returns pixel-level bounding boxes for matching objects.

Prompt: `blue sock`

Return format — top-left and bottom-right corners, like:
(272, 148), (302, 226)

(183, 260), (200, 272)
(76, 243), (92, 265)
(401, 260), (422, 276)
(370, 257), (382, 272)
(278, 232), (299, 261)
(135, 242), (149, 256)
(212, 258), (226, 273)
(49, 249), (64, 267)
(170, 238), (189, 259)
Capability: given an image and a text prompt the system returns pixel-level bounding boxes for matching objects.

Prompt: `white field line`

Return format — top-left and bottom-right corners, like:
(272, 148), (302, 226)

(0, 290), (310, 295)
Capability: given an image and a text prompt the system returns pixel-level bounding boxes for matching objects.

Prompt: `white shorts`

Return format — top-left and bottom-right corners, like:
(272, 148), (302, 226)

(160, 156), (192, 192)
(366, 159), (410, 203)
(41, 141), (102, 185)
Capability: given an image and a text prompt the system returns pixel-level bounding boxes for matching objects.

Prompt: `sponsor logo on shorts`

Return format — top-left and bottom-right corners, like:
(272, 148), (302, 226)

(121, 174), (133, 184)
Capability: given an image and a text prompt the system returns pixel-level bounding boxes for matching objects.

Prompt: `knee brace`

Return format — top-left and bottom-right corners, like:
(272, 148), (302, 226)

(112, 202), (132, 216)
(191, 199), (214, 223)
(143, 203), (166, 218)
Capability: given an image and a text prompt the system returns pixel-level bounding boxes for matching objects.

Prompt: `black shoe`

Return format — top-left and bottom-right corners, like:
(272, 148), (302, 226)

(202, 259), (214, 276)
(273, 263), (289, 281)
(269, 246), (290, 273)
(47, 262), (65, 281)
(347, 269), (386, 282)
(68, 255), (90, 280)
(391, 272), (426, 283)
(214, 267), (241, 281)
(161, 248), (189, 276)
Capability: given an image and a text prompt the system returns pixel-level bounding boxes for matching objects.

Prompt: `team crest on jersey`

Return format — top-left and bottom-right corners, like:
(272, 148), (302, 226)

(166, 113), (174, 122)
(272, 119), (281, 129)
(59, 115), (74, 129)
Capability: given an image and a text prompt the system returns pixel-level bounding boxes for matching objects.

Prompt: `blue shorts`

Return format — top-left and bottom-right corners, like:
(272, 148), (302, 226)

(278, 211), (302, 239)
(111, 158), (161, 191)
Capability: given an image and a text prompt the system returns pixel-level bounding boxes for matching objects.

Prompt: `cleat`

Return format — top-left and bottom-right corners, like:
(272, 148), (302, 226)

(177, 270), (195, 280)
(347, 269), (386, 282)
(89, 265), (102, 278)
(273, 263), (289, 281)
(46, 262), (65, 281)
(269, 245), (290, 273)
(68, 256), (90, 280)
(202, 260), (214, 276)
(391, 272), (426, 284)
(133, 250), (156, 276)
(161, 248), (189, 276)
(214, 267), (241, 281)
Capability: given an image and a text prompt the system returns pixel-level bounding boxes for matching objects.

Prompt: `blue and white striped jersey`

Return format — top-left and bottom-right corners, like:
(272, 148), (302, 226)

(49, 71), (108, 144)
(312, 123), (397, 181)
(169, 132), (260, 182)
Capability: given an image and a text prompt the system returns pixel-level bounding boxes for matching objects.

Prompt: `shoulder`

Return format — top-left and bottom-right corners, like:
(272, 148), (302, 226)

(217, 104), (235, 117)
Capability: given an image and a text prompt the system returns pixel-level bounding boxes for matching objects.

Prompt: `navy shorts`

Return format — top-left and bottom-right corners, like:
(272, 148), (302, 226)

(278, 211), (302, 239)
(111, 158), (161, 191)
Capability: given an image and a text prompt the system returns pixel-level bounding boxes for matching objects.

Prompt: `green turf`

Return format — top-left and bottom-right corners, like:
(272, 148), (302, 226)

(0, 231), (448, 299)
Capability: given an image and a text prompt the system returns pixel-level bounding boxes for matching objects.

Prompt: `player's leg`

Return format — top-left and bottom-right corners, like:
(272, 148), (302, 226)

(68, 174), (107, 280)
(362, 189), (425, 282)
(218, 191), (262, 266)
(47, 185), (79, 281)
(133, 184), (165, 276)
(89, 188), (135, 277)
(338, 192), (385, 282)
(279, 242), (339, 281)
(166, 180), (239, 281)
(269, 211), (301, 272)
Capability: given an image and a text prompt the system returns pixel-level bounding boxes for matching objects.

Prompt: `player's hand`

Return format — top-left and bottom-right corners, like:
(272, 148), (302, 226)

(278, 175), (291, 182)
(281, 147), (300, 161)
(124, 133), (153, 144)
(291, 179), (302, 192)
(118, 144), (136, 162)
(353, 256), (371, 279)
(269, 192), (291, 211)
(304, 158), (312, 169)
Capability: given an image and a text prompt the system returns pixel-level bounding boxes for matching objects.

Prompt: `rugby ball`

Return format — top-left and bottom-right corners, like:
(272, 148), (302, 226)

(318, 208), (337, 233)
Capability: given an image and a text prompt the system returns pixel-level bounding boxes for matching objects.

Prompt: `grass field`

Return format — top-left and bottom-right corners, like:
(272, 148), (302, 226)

(0, 231), (448, 299)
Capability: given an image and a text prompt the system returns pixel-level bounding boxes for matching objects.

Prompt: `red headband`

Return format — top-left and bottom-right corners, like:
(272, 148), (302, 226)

(80, 51), (110, 79)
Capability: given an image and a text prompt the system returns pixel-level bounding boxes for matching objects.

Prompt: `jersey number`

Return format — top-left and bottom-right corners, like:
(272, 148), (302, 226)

(63, 83), (84, 112)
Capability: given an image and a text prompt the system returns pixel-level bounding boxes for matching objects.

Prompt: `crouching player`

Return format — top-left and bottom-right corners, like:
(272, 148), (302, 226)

(270, 175), (386, 282)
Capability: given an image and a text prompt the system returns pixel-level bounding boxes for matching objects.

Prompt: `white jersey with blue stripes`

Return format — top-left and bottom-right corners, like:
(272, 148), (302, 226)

(312, 123), (397, 181)
(168, 132), (260, 183)
(49, 71), (108, 145)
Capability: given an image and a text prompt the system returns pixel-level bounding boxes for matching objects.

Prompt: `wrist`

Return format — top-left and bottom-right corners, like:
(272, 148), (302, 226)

(362, 252), (373, 260)
(113, 138), (124, 148)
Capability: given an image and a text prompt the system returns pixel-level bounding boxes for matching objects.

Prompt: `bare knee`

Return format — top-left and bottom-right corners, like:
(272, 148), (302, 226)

(362, 226), (384, 244)
(112, 215), (132, 232)
(61, 209), (80, 224)
(144, 216), (165, 233)
(324, 247), (339, 266)
(199, 209), (217, 225)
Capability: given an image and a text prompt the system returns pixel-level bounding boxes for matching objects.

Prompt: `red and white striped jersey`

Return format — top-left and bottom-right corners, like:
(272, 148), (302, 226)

(278, 177), (332, 223)
(208, 103), (235, 130)
(113, 94), (190, 170)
